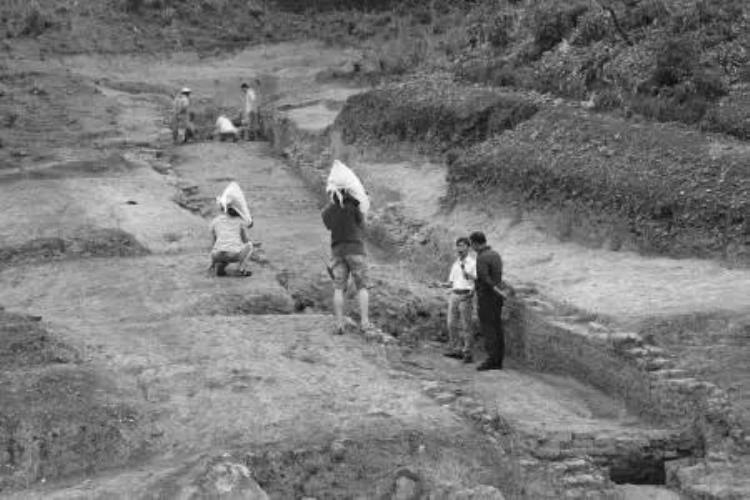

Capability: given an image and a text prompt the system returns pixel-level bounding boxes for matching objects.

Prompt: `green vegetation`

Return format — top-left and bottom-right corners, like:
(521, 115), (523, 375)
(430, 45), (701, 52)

(335, 77), (538, 150)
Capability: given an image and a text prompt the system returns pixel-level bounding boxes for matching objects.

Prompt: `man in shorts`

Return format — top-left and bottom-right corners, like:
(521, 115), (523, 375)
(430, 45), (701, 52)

(322, 190), (371, 335)
(209, 206), (254, 277)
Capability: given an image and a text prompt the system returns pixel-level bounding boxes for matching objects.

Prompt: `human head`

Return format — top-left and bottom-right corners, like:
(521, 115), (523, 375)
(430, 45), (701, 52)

(468, 231), (487, 252)
(180, 87), (191, 95)
(241, 82), (249, 90)
(455, 237), (470, 257)
(226, 206), (240, 217)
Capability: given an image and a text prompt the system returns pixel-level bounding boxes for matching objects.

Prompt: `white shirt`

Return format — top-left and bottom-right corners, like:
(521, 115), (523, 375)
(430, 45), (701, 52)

(244, 88), (257, 114)
(448, 255), (476, 291)
(215, 115), (238, 134)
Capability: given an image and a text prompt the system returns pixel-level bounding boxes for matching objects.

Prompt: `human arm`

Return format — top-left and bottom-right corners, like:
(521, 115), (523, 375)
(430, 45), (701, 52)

(240, 225), (249, 244)
(210, 220), (217, 246)
(321, 203), (333, 230)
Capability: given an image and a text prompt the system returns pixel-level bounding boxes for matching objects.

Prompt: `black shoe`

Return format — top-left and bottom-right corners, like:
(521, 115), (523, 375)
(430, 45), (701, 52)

(476, 362), (502, 371)
(443, 351), (463, 359)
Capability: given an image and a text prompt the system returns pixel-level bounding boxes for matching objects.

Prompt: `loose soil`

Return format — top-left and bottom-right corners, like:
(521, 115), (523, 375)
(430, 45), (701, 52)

(0, 39), (742, 499)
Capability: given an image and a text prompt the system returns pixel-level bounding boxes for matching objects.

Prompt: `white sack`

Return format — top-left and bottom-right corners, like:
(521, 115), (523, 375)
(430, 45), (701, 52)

(325, 159), (370, 215)
(215, 115), (239, 135)
(217, 181), (253, 226)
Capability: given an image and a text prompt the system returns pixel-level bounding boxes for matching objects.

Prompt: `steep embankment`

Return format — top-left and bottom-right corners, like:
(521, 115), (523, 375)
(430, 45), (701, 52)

(335, 76), (750, 264)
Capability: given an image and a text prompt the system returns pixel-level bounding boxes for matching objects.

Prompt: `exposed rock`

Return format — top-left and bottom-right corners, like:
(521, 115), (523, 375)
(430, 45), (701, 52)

(614, 485), (681, 500)
(188, 458), (269, 499)
(391, 469), (422, 500)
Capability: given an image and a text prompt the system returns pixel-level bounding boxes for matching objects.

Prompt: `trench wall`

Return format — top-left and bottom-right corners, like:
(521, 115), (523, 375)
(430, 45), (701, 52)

(261, 105), (749, 464)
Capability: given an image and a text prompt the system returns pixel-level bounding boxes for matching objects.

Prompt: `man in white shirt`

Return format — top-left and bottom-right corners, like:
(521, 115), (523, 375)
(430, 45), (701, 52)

(240, 80), (261, 141)
(441, 237), (477, 363)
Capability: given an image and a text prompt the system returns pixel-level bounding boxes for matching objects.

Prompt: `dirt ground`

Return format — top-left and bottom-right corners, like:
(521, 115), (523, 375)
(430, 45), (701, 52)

(0, 40), (735, 499)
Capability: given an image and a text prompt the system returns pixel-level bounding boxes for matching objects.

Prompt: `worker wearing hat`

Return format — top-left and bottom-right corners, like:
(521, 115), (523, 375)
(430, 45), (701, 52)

(172, 87), (195, 144)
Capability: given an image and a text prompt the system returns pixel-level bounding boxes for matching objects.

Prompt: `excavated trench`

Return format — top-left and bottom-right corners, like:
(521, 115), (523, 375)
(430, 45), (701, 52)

(3, 43), (747, 497)
(251, 86), (750, 497)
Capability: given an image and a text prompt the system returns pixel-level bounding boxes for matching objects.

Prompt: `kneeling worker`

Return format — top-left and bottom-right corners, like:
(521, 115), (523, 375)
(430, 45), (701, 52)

(210, 183), (254, 277)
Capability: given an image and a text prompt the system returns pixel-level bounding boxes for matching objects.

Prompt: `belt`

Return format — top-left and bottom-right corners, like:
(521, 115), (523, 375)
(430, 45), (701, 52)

(452, 289), (474, 295)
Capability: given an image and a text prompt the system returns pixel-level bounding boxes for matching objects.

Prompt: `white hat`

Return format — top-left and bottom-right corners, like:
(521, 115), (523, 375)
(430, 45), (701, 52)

(180, 87), (191, 94)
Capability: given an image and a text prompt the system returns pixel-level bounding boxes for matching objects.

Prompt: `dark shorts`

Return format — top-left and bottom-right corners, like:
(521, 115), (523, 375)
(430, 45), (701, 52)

(331, 253), (369, 290)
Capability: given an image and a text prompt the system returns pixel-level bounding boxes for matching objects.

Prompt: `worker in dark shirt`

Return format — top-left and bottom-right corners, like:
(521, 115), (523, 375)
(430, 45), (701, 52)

(469, 231), (505, 371)
(322, 190), (372, 335)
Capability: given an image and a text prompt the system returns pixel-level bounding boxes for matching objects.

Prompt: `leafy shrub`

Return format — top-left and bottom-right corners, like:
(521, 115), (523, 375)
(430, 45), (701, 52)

(530, 0), (589, 57)
(629, 92), (710, 124)
(570, 7), (613, 47)
(19, 3), (52, 37)
(624, 0), (670, 30)
(652, 37), (697, 87)
(592, 87), (623, 111)
(701, 92), (750, 140)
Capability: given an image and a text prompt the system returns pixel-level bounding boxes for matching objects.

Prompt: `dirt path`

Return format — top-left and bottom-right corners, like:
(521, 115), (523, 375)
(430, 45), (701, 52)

(0, 42), (696, 498)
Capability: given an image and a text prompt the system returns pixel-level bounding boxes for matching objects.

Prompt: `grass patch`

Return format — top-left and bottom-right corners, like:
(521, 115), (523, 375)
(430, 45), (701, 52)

(446, 104), (750, 262)
(334, 77), (538, 150)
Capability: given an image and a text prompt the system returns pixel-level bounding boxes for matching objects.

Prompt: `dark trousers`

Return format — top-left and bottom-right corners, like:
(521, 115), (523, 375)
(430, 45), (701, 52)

(477, 293), (504, 366)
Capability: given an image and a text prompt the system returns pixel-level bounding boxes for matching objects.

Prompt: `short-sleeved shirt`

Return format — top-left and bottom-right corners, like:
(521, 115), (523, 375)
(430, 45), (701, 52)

(322, 201), (365, 257)
(448, 256), (476, 291)
(244, 88), (258, 114)
(210, 214), (248, 253)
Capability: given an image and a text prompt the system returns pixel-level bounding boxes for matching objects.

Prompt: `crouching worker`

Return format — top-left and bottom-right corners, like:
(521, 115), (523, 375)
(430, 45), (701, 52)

(214, 115), (239, 142)
(210, 182), (254, 277)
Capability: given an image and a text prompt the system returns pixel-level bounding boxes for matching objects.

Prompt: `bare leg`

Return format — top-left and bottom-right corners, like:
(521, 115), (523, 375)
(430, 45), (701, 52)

(333, 288), (345, 332)
(358, 288), (369, 329)
(238, 243), (254, 274)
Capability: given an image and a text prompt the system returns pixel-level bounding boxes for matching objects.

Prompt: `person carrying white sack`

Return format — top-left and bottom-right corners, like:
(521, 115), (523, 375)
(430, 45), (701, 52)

(210, 182), (254, 277)
(321, 159), (373, 335)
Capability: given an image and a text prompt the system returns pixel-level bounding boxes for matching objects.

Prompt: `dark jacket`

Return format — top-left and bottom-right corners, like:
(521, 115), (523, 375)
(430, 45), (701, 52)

(474, 245), (503, 297)
(321, 199), (365, 256)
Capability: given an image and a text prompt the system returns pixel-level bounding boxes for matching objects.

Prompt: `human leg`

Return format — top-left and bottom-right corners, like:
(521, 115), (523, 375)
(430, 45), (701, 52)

(237, 242), (255, 275)
(477, 294), (503, 370)
(458, 294), (475, 361)
(357, 288), (370, 329)
(346, 254), (371, 330)
(330, 255), (350, 334)
(444, 294), (462, 357)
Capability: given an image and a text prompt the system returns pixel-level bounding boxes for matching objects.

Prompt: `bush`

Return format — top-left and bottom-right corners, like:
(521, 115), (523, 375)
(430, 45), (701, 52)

(624, 0), (670, 30)
(447, 106), (750, 260)
(334, 78), (538, 149)
(653, 37), (697, 87)
(570, 8), (613, 47)
(19, 3), (52, 37)
(530, 0), (589, 57)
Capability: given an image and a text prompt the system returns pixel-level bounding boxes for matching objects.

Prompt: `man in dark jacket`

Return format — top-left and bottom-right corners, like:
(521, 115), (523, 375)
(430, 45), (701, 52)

(469, 231), (505, 371)
(322, 190), (371, 335)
